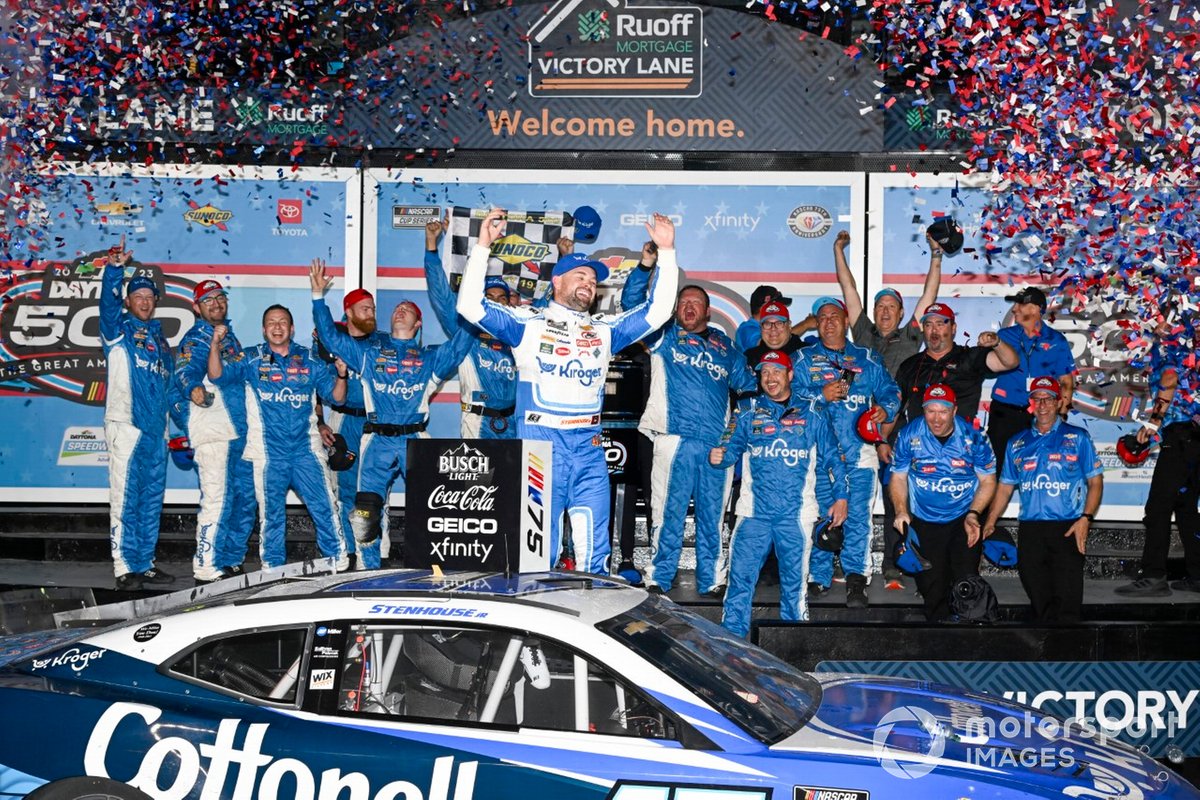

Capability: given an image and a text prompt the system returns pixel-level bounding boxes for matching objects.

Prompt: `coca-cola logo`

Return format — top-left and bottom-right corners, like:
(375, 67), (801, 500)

(427, 484), (498, 512)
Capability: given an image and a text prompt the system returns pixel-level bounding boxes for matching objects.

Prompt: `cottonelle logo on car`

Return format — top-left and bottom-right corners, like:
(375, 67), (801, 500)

(528, 0), (703, 97)
(0, 250), (196, 406)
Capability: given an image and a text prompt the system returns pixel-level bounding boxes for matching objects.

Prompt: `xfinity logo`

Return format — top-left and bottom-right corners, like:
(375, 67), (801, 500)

(704, 212), (761, 232)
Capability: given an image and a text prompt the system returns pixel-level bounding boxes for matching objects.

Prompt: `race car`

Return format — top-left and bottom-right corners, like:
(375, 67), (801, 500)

(0, 569), (1195, 800)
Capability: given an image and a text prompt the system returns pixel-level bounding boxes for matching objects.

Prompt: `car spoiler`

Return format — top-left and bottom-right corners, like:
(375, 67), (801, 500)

(52, 558), (341, 630)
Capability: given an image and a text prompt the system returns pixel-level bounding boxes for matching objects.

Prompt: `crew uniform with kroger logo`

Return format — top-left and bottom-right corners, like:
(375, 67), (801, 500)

(621, 268), (757, 596)
(791, 297), (901, 597)
(711, 350), (848, 637)
(170, 280), (256, 582)
(211, 325), (348, 570)
(313, 298), (475, 549)
(891, 384), (997, 621)
(424, 234), (517, 440)
(100, 259), (174, 585)
(457, 212), (679, 574)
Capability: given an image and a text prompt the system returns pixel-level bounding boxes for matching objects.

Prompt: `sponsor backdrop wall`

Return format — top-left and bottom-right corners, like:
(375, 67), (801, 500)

(0, 165), (1153, 517)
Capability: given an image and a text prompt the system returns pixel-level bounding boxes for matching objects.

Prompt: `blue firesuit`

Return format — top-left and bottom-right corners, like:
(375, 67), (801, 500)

(792, 341), (900, 587)
(622, 266), (756, 593)
(215, 342), (346, 570)
(100, 265), (173, 578)
(424, 250), (518, 439)
(171, 319), (256, 580)
(457, 244), (678, 574)
(714, 394), (848, 637)
(313, 299), (474, 546)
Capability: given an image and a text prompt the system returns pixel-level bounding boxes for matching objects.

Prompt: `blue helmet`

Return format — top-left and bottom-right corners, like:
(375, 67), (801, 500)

(168, 435), (195, 471)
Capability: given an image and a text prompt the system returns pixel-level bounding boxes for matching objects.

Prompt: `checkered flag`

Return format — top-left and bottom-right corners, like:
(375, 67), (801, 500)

(446, 206), (577, 300)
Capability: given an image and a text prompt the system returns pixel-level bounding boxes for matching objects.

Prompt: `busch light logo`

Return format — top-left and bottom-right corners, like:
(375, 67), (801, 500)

(1027, 474), (1072, 497)
(438, 442), (492, 480)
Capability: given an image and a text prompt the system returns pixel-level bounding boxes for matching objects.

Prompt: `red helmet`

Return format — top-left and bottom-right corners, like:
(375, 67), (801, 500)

(1116, 433), (1152, 466)
(856, 409), (886, 444)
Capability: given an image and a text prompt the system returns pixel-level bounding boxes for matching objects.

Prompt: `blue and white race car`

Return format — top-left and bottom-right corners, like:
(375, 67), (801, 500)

(0, 569), (1194, 799)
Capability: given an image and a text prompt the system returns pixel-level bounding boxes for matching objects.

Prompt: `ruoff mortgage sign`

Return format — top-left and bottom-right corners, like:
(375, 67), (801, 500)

(529, 0), (703, 97)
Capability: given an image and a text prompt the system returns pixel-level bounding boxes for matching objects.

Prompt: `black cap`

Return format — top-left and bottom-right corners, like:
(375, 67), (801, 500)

(750, 285), (791, 313)
(1003, 286), (1048, 311)
(326, 433), (357, 472)
(926, 218), (964, 255)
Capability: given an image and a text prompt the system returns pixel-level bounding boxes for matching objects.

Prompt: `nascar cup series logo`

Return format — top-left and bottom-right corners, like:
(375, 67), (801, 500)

(872, 705), (946, 779)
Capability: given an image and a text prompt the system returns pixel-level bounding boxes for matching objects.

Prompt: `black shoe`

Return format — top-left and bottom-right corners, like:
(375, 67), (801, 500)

(846, 573), (869, 609)
(807, 581), (830, 599)
(701, 585), (727, 601)
(140, 567), (176, 585)
(115, 573), (144, 591)
(645, 584), (665, 595)
(1170, 578), (1200, 593)
(1115, 577), (1170, 597)
(222, 564), (245, 577)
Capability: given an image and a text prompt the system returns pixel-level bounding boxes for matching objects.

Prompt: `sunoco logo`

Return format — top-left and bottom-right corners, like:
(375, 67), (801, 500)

(788, 205), (833, 238)
(490, 234), (553, 265)
(528, 0), (703, 97)
(184, 202), (233, 230)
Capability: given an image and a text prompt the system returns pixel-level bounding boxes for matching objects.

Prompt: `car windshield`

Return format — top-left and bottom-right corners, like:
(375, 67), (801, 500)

(597, 597), (821, 744)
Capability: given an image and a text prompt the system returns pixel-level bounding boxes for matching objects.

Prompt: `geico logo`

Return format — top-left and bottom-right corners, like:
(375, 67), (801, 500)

(620, 213), (684, 227)
(257, 386), (309, 409)
(429, 517), (498, 534)
(374, 381), (422, 399)
(1027, 474), (1072, 497)
(84, 702), (478, 799)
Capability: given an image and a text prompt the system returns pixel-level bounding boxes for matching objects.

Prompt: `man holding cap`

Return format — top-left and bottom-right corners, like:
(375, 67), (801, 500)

(101, 238), (176, 591)
(424, 216), (517, 439)
(982, 376), (1103, 622)
(709, 350), (848, 638)
(988, 287), (1076, 471)
(891, 384), (997, 621)
(834, 230), (944, 376)
(457, 208), (679, 574)
(793, 296), (900, 608)
(171, 279), (257, 583)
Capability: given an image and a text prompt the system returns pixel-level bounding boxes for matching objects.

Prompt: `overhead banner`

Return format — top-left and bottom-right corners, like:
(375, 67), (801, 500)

(0, 163), (360, 503)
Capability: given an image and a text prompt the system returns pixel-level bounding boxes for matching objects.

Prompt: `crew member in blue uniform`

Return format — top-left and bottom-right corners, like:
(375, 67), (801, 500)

(891, 383), (997, 621)
(709, 350), (848, 637)
(622, 267), (757, 597)
(424, 217), (518, 439)
(792, 296), (900, 608)
(983, 376), (1103, 622)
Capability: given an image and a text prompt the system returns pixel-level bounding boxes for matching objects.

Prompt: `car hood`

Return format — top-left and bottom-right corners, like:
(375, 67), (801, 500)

(770, 673), (1185, 797)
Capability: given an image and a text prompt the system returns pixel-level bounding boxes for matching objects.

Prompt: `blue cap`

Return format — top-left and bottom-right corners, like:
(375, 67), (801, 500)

(127, 275), (159, 298)
(811, 296), (846, 317)
(484, 277), (511, 297)
(573, 205), (602, 244)
(982, 529), (1018, 568)
(895, 526), (932, 574)
(551, 252), (609, 283)
(873, 287), (903, 307)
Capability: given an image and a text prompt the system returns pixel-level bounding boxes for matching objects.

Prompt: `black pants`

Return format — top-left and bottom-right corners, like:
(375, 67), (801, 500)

(987, 400), (1032, 473)
(913, 513), (981, 621)
(880, 464), (899, 572)
(611, 431), (655, 564)
(1141, 422), (1200, 579)
(1018, 519), (1084, 623)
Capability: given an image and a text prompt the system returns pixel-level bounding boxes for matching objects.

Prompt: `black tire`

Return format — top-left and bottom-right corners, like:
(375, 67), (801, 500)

(25, 776), (153, 800)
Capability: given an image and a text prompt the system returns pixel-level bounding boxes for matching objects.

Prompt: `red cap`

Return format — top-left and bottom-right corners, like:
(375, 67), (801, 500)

(756, 350), (793, 371)
(921, 302), (956, 323)
(922, 383), (957, 407)
(193, 280), (225, 305)
(399, 300), (422, 321)
(1029, 376), (1061, 399)
(758, 301), (790, 323)
(343, 288), (374, 312)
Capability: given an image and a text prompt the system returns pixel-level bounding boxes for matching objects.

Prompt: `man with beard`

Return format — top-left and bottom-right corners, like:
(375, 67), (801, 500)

(709, 350), (848, 637)
(101, 238), (175, 591)
(620, 270), (757, 597)
(172, 280), (257, 583)
(311, 261), (475, 552)
(314, 286), (391, 568)
(983, 377), (1103, 622)
(423, 216), (518, 439)
(987, 287), (1076, 470)
(833, 230), (944, 376)
(457, 208), (679, 574)
(891, 384), (997, 621)
(208, 305), (349, 571)
(792, 297), (900, 609)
